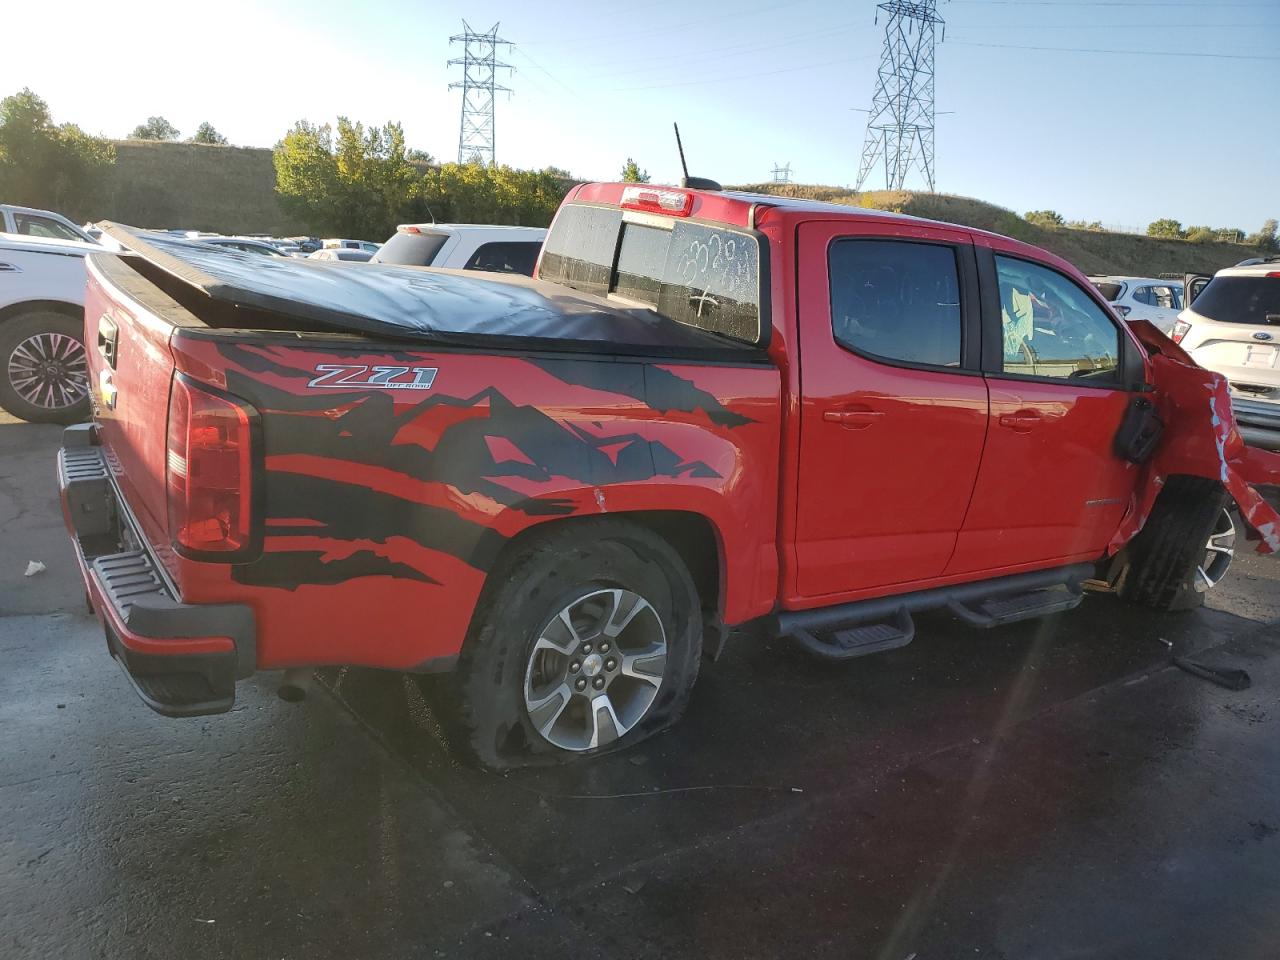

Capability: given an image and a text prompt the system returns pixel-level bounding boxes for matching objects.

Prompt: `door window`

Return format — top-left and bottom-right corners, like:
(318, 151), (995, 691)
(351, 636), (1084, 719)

(14, 213), (82, 242)
(464, 241), (543, 277)
(1133, 285), (1179, 309)
(996, 256), (1121, 381)
(828, 239), (962, 368)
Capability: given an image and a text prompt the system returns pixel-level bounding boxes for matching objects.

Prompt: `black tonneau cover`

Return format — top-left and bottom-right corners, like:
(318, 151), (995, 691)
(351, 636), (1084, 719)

(100, 223), (763, 361)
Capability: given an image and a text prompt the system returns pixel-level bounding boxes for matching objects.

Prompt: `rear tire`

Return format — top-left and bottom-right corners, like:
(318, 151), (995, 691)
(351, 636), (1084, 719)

(451, 519), (702, 770)
(1119, 475), (1230, 611)
(0, 311), (90, 424)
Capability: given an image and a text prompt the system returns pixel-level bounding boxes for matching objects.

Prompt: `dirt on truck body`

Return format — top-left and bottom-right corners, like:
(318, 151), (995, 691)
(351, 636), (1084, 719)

(58, 183), (1280, 768)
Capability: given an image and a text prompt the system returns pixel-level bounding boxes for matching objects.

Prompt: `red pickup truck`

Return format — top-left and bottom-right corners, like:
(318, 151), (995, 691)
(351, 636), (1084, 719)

(58, 183), (1280, 768)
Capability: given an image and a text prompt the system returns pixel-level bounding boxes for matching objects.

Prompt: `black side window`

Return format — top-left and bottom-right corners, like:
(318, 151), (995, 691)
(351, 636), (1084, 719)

(1132, 286), (1153, 306)
(464, 241), (542, 276)
(829, 239), (962, 367)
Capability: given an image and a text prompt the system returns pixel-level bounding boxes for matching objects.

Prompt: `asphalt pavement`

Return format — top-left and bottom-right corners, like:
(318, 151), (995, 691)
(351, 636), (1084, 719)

(2, 411), (1279, 960)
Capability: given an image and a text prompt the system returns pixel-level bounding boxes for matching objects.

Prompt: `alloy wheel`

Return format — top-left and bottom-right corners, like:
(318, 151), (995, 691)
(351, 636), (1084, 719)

(1194, 507), (1236, 592)
(523, 588), (667, 752)
(6, 332), (88, 411)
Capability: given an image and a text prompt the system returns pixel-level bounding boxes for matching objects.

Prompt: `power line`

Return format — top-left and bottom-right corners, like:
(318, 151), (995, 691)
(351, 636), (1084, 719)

(576, 22), (864, 83)
(951, 0), (1276, 6)
(950, 21), (1277, 27)
(608, 52), (878, 93)
(947, 39), (1280, 60)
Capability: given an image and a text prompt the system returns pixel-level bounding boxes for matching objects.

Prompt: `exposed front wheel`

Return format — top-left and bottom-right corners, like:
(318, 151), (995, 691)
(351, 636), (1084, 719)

(1119, 476), (1231, 611)
(453, 520), (702, 769)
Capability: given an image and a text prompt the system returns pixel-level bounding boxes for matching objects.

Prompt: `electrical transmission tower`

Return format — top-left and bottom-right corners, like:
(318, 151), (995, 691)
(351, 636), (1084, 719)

(448, 21), (513, 165)
(771, 162), (793, 184)
(854, 1), (945, 192)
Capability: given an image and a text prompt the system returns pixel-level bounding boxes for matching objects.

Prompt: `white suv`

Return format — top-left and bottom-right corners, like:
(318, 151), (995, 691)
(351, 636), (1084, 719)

(1089, 275), (1184, 333)
(371, 224), (546, 275)
(1173, 260), (1280, 451)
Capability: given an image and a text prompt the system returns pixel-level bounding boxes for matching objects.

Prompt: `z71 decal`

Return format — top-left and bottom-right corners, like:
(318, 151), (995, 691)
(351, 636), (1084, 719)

(308, 364), (438, 390)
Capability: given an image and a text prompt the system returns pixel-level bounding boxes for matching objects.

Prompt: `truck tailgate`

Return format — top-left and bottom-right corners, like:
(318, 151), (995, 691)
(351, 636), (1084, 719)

(84, 253), (183, 572)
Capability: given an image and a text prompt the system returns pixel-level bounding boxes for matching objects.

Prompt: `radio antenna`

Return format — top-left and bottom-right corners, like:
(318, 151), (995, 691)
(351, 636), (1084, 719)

(673, 122), (690, 184)
(672, 122), (721, 192)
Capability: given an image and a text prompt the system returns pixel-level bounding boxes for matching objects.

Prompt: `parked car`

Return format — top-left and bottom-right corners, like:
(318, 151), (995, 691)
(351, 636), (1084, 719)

(1088, 276), (1184, 332)
(1173, 261), (1280, 451)
(322, 238), (382, 255)
(58, 187), (1280, 771)
(372, 223), (546, 275)
(0, 234), (94, 423)
(197, 237), (290, 257)
(1, 204), (98, 245)
(309, 248), (374, 262)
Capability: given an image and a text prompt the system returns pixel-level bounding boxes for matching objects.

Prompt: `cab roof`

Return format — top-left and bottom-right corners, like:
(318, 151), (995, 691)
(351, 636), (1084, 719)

(569, 182), (1073, 276)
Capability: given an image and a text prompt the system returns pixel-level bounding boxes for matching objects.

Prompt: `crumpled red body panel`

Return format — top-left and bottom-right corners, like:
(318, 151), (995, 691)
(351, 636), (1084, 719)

(1109, 321), (1280, 556)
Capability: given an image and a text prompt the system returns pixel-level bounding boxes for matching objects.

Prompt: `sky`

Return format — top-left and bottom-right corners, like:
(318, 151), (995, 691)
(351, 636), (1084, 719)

(4, 0), (1279, 231)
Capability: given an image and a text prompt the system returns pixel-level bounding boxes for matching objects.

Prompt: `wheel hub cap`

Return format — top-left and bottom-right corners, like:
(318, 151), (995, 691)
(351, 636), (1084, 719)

(523, 587), (668, 752)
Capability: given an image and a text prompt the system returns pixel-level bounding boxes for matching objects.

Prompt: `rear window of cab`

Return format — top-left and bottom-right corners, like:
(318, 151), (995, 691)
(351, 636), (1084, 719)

(538, 203), (764, 345)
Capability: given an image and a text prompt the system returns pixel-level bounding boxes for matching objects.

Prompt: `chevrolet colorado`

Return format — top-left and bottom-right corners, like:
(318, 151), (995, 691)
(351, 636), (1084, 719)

(58, 182), (1280, 768)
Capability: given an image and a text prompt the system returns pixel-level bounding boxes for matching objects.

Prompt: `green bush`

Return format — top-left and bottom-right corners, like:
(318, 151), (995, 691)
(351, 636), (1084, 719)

(1146, 218), (1185, 240)
(1024, 209), (1065, 228)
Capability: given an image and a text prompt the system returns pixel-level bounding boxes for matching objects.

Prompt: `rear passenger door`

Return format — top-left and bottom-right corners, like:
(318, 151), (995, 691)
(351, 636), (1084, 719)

(946, 243), (1139, 574)
(794, 221), (989, 599)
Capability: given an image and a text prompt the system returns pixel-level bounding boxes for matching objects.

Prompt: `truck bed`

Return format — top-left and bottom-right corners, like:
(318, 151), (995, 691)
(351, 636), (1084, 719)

(100, 224), (767, 362)
(74, 236), (784, 682)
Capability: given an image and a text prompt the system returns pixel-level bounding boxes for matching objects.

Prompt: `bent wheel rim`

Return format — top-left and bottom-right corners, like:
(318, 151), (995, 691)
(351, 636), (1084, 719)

(523, 587), (667, 752)
(1195, 507), (1236, 593)
(7, 332), (88, 410)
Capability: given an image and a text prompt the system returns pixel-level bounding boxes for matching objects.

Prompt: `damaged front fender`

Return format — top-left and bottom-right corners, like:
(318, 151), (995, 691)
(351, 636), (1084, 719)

(1109, 321), (1280, 556)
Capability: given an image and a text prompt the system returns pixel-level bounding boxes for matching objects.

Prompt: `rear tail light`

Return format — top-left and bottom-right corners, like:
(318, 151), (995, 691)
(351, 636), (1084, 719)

(166, 376), (256, 557)
(621, 185), (694, 217)
(1170, 319), (1192, 344)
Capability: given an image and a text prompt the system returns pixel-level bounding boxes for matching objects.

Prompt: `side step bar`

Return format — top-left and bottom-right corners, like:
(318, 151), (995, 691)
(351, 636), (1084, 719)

(777, 563), (1093, 662)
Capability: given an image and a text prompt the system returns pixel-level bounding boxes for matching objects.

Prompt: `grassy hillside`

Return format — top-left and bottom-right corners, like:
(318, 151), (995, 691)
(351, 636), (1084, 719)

(95, 140), (307, 235)
(732, 183), (1256, 277)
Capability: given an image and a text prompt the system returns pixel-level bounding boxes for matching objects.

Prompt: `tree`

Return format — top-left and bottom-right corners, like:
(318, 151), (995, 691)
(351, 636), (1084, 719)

(620, 158), (650, 183)
(0, 88), (115, 217)
(130, 116), (180, 141)
(1066, 220), (1104, 231)
(1024, 209), (1064, 228)
(1185, 225), (1215, 243)
(1146, 218), (1185, 240)
(189, 122), (227, 145)
(274, 115), (571, 238)
(1245, 218), (1278, 252)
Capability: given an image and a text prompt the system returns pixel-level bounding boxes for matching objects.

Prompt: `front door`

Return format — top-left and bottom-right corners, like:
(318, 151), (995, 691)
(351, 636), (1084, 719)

(792, 221), (989, 600)
(947, 245), (1139, 574)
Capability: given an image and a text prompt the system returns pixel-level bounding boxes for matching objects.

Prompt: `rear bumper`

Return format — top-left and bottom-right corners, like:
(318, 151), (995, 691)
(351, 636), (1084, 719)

(58, 424), (256, 717)
(1234, 396), (1280, 453)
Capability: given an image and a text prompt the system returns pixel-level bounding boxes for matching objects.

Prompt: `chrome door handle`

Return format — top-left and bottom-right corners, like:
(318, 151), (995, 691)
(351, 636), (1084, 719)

(823, 408), (884, 430)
